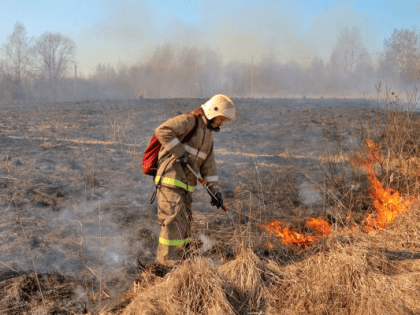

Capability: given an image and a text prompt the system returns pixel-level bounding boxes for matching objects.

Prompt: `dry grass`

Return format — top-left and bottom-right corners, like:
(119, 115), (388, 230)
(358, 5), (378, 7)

(364, 83), (420, 197)
(2, 96), (420, 314)
(110, 211), (420, 314)
(265, 237), (420, 314)
(119, 258), (236, 315)
(106, 89), (420, 315)
(0, 272), (85, 314)
(113, 210), (420, 315)
(219, 248), (267, 313)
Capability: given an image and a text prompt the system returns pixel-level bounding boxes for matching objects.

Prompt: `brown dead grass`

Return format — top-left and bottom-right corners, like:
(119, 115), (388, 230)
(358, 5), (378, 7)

(107, 89), (420, 315)
(0, 272), (83, 314)
(219, 248), (267, 312)
(111, 209), (420, 315)
(119, 258), (235, 315)
(8, 135), (142, 147)
(3, 95), (420, 314)
(266, 247), (420, 314)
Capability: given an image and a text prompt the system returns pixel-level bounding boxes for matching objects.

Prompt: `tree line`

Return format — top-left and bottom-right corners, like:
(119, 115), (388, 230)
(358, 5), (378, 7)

(1, 22), (419, 103)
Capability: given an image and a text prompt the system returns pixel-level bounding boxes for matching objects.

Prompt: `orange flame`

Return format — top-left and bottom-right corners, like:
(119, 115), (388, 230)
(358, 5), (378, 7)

(261, 140), (417, 247)
(261, 218), (331, 247)
(306, 217), (332, 235)
(355, 141), (417, 233)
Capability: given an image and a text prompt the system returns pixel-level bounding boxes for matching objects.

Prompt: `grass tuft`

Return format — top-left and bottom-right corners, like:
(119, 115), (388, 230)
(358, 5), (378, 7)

(121, 258), (235, 315)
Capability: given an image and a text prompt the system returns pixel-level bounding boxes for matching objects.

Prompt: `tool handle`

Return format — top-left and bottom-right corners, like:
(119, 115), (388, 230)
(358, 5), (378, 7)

(187, 165), (226, 211)
(199, 178), (226, 211)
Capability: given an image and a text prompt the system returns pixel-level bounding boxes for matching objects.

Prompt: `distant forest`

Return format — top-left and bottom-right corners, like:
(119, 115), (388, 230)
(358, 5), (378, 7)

(1, 22), (420, 102)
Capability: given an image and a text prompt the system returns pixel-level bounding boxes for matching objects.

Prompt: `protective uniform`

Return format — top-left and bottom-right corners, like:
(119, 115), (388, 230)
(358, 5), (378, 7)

(154, 94), (235, 266)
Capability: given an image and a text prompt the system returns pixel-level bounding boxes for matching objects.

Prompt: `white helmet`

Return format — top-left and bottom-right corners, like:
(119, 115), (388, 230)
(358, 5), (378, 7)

(201, 94), (236, 121)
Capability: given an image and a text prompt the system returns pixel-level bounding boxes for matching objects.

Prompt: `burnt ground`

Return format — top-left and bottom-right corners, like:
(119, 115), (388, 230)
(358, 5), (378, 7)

(0, 97), (376, 313)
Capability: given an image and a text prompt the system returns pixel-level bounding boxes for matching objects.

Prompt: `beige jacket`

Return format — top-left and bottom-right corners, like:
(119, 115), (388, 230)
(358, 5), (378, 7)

(154, 108), (220, 194)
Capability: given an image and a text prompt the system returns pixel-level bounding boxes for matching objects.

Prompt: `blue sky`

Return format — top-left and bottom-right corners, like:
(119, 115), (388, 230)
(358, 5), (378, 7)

(1, 0), (419, 76)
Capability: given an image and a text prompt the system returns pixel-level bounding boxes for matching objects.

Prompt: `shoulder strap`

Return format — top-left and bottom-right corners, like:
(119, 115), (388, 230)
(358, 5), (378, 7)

(181, 115), (199, 144)
(181, 108), (202, 143)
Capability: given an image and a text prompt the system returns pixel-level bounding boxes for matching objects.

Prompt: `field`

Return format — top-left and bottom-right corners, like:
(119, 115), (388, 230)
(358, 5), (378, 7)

(1, 96), (420, 314)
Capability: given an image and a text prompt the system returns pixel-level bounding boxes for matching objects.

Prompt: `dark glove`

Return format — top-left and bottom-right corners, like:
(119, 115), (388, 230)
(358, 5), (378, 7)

(176, 152), (189, 165)
(210, 192), (224, 209)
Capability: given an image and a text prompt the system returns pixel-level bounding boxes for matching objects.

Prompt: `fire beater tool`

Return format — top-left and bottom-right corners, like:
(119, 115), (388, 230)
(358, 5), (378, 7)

(185, 163), (227, 211)
(184, 163), (262, 224)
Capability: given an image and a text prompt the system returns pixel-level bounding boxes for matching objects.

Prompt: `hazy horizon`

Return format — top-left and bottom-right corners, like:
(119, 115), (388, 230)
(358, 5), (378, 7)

(2, 0), (419, 76)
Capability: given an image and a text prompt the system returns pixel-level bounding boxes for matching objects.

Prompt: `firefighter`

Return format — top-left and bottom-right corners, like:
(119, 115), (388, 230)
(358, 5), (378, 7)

(153, 94), (236, 267)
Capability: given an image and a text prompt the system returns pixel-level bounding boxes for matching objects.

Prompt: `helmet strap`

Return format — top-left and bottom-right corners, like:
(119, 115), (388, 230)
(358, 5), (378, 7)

(206, 118), (220, 132)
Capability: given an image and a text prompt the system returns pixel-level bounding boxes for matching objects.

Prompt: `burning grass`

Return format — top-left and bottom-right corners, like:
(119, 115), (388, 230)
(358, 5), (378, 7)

(112, 211), (420, 315)
(260, 139), (418, 247)
(357, 141), (418, 233)
(3, 96), (420, 314)
(112, 200), (420, 314)
(261, 217), (332, 247)
(107, 91), (420, 314)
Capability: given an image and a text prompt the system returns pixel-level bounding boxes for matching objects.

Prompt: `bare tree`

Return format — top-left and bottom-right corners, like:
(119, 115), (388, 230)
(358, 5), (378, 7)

(0, 58), (7, 78)
(382, 28), (420, 81)
(34, 32), (76, 82)
(328, 27), (370, 74)
(325, 26), (374, 93)
(176, 46), (205, 97)
(146, 44), (175, 97)
(1, 21), (32, 83)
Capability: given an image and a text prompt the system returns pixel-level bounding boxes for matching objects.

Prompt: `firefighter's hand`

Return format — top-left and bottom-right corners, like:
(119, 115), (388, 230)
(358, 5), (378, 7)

(210, 192), (224, 209)
(176, 152), (189, 165)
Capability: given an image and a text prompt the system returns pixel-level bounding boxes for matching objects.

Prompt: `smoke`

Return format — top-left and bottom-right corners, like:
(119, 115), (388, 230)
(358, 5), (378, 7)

(47, 1), (388, 100)
(37, 198), (135, 274)
(2, 1), (417, 101)
(299, 181), (322, 207)
(198, 234), (213, 253)
(74, 0), (383, 71)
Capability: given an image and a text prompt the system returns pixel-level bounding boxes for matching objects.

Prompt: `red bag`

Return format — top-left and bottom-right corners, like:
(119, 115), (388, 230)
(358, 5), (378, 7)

(142, 108), (203, 177)
(142, 134), (162, 176)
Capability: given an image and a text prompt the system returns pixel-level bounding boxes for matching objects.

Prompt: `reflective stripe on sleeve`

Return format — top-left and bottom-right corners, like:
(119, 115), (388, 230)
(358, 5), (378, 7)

(185, 145), (207, 160)
(155, 176), (196, 192)
(159, 236), (192, 246)
(166, 138), (180, 150)
(204, 175), (219, 183)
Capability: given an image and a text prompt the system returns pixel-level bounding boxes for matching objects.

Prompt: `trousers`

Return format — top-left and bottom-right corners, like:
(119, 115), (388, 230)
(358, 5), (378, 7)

(156, 185), (192, 266)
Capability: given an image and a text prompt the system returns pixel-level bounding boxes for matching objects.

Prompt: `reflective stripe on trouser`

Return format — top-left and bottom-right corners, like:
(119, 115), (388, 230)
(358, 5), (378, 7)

(159, 236), (191, 246)
(155, 176), (196, 193)
(156, 185), (192, 267)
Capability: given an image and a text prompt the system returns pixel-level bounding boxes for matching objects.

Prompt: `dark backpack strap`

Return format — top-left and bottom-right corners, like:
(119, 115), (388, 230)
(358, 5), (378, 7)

(150, 184), (158, 204)
(181, 115), (199, 144)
